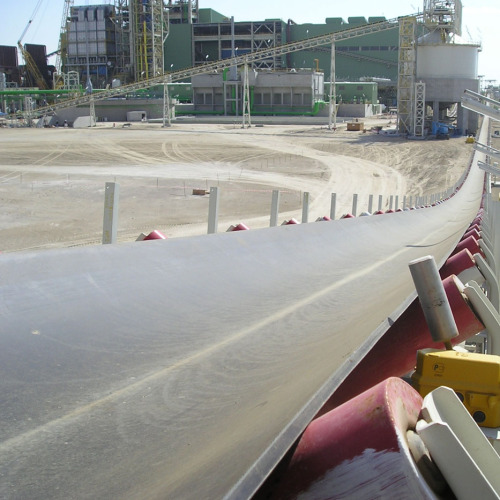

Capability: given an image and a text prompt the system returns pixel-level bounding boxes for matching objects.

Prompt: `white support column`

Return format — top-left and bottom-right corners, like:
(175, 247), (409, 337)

(368, 194), (374, 214)
(352, 193), (358, 216)
(270, 190), (280, 227)
(330, 193), (337, 220)
(207, 187), (219, 234)
(302, 192), (310, 223)
(378, 195), (383, 211)
(102, 182), (120, 244)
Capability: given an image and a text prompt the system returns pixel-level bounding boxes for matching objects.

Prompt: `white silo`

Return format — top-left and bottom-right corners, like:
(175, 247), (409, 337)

(416, 1), (481, 134)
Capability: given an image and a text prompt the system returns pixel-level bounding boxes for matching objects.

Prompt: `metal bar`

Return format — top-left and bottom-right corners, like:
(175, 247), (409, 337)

(463, 281), (500, 355)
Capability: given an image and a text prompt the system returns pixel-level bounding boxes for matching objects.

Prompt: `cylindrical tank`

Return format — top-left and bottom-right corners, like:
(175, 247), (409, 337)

(417, 31), (480, 79)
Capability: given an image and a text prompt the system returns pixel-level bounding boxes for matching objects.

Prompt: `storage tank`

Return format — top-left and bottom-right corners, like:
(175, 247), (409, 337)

(417, 31), (480, 79)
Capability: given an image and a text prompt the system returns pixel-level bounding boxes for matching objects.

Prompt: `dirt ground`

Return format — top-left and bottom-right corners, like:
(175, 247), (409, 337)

(0, 117), (475, 253)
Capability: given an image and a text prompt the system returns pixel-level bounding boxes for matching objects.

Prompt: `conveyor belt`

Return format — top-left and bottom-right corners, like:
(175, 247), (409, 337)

(0, 127), (486, 499)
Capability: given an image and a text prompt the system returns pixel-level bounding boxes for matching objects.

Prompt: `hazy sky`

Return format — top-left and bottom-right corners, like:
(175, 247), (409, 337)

(1, 0), (498, 83)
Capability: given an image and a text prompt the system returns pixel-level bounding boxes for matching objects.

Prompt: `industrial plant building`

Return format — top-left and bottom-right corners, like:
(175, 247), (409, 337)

(0, 0), (482, 135)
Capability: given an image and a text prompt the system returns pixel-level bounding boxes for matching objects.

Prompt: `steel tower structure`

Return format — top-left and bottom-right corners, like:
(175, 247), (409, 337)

(130, 0), (168, 81)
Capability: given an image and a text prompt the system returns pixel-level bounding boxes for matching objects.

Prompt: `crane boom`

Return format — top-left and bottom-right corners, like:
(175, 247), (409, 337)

(18, 0), (49, 89)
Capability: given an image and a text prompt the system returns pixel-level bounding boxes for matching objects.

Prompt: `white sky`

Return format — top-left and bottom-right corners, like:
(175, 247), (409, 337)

(0, 0), (498, 84)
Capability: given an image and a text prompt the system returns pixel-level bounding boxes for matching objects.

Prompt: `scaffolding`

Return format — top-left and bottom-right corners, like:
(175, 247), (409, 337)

(113, 0), (132, 83)
(413, 82), (426, 137)
(397, 16), (417, 135)
(130, 0), (167, 81)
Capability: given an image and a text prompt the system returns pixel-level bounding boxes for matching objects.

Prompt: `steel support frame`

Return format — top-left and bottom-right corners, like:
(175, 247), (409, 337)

(131, 0), (166, 81)
(397, 17), (417, 135)
(413, 82), (426, 137)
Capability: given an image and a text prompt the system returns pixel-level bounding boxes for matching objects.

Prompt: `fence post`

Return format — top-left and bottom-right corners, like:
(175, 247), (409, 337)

(270, 190), (280, 227)
(330, 193), (337, 220)
(102, 182), (120, 244)
(352, 193), (358, 217)
(208, 186), (220, 234)
(302, 192), (310, 223)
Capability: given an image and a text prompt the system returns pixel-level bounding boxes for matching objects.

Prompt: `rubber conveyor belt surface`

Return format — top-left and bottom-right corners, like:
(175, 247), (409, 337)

(0, 137), (486, 499)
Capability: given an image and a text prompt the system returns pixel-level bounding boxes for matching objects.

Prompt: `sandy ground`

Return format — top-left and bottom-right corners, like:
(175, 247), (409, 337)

(0, 117), (475, 253)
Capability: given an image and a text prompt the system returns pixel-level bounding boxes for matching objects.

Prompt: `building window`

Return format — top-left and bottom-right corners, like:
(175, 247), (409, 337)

(273, 93), (282, 105)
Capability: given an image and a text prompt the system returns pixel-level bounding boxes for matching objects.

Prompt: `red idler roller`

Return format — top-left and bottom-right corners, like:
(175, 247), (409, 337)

(471, 215), (483, 227)
(143, 230), (166, 241)
(316, 216), (331, 222)
(450, 235), (483, 258)
(467, 223), (481, 233)
(281, 218), (299, 225)
(385, 209), (395, 214)
(317, 275), (484, 415)
(462, 228), (480, 241)
(439, 249), (476, 279)
(340, 213), (355, 219)
(373, 210), (385, 215)
(229, 223), (250, 231)
(258, 378), (442, 500)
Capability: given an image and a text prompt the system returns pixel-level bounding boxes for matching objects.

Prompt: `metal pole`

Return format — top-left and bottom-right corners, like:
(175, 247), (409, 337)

(207, 186), (219, 234)
(102, 182), (120, 244)
(270, 190), (280, 227)
(368, 194), (373, 214)
(302, 192), (310, 223)
(352, 193), (358, 216)
(163, 78), (172, 127)
(389, 195), (394, 210)
(328, 42), (336, 131)
(330, 193), (337, 220)
(378, 195), (383, 211)
(409, 255), (459, 348)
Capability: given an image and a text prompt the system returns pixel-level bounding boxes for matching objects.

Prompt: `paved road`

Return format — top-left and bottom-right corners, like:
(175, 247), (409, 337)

(0, 128), (485, 499)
